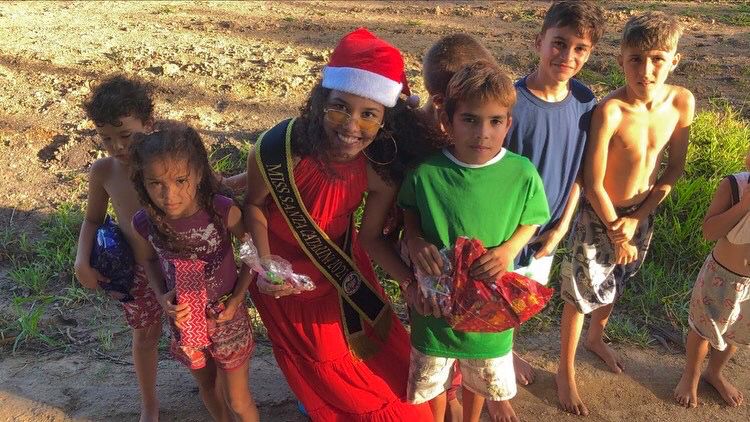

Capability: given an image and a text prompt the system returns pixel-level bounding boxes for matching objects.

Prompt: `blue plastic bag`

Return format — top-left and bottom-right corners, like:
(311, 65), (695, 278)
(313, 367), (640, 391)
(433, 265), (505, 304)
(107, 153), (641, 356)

(90, 215), (136, 302)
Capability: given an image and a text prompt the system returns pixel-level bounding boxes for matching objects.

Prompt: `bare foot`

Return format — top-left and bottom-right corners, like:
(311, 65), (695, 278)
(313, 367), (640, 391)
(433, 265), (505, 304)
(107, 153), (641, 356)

(513, 351), (536, 385)
(556, 371), (589, 416)
(584, 338), (623, 373)
(673, 371), (700, 408)
(703, 371), (744, 407)
(487, 399), (519, 422)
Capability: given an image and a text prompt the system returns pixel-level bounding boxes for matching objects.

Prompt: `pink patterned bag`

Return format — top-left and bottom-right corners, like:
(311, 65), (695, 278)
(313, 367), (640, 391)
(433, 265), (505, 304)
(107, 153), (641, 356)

(170, 259), (210, 349)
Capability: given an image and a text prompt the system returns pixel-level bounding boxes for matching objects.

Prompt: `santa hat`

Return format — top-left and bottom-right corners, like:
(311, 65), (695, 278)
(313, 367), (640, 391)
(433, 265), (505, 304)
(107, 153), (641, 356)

(322, 28), (410, 108)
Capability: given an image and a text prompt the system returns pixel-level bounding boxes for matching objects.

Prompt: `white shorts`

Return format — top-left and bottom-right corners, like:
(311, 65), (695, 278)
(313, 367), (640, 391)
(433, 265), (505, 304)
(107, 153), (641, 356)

(407, 347), (517, 404)
(513, 254), (554, 286)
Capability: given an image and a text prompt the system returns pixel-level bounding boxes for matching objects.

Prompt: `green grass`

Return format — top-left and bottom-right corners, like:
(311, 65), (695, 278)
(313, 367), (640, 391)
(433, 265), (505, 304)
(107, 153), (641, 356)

(3, 202), (89, 352)
(209, 144), (250, 177)
(578, 65), (626, 95)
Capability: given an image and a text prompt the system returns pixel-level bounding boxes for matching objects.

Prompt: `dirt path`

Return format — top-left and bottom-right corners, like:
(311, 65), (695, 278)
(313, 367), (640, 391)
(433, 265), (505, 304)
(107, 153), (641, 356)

(1, 1), (749, 421)
(2, 331), (748, 421)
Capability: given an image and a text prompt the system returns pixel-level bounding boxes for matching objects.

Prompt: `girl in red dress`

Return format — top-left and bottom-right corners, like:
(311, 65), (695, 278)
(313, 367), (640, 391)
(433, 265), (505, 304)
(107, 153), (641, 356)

(243, 28), (439, 421)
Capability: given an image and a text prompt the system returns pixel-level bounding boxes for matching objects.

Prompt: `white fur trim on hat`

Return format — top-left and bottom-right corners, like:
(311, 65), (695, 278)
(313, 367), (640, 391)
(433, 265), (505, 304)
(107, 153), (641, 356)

(322, 66), (402, 107)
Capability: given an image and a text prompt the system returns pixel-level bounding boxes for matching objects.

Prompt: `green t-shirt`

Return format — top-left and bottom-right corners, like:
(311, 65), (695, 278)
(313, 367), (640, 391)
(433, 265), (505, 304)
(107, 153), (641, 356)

(397, 149), (550, 358)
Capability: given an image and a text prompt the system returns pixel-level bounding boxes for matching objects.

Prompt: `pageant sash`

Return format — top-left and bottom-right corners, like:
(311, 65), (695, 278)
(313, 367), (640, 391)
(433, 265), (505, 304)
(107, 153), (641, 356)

(255, 118), (391, 359)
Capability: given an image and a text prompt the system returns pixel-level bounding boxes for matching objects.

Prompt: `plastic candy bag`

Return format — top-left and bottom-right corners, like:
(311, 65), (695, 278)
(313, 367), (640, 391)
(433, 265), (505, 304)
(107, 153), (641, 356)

(239, 237), (315, 292)
(90, 215), (135, 302)
(447, 237), (554, 333)
(414, 248), (454, 315)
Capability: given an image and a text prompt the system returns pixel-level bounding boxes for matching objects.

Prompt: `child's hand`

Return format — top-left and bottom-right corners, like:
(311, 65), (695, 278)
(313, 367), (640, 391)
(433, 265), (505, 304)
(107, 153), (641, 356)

(407, 237), (444, 277)
(256, 275), (301, 299)
(215, 296), (243, 323)
(533, 227), (566, 258)
(404, 282), (450, 318)
(73, 262), (109, 290)
(470, 244), (513, 281)
(608, 216), (639, 243)
(613, 241), (638, 265)
(158, 289), (191, 329)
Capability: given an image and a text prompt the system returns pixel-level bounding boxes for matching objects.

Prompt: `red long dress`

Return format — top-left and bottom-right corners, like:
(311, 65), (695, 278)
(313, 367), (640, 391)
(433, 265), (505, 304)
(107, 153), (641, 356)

(249, 155), (432, 421)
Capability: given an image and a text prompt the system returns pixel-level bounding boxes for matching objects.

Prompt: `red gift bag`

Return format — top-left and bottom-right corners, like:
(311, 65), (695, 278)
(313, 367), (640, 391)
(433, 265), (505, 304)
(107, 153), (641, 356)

(170, 259), (211, 349)
(447, 237), (553, 333)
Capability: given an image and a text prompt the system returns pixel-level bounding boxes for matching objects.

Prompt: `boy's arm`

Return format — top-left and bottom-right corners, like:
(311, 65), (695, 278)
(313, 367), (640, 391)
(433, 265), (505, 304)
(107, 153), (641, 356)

(74, 161), (110, 289)
(217, 205), (252, 322)
(585, 102), (639, 264)
(534, 172), (581, 258)
(402, 209), (445, 277)
(470, 224), (538, 280)
(702, 178), (750, 241)
(584, 101), (622, 227)
(623, 89), (695, 224)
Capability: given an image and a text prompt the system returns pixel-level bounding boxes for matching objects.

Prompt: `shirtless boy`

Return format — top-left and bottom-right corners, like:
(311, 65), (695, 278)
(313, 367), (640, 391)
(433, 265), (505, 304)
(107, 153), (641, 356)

(557, 12), (695, 416)
(74, 75), (162, 422)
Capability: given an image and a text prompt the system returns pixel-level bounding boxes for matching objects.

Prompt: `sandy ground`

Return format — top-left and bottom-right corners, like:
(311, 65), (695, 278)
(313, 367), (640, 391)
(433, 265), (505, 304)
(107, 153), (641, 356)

(1, 1), (749, 421)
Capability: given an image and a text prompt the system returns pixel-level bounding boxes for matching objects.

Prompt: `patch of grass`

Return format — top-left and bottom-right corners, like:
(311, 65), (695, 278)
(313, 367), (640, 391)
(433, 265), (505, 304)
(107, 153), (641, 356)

(578, 65), (626, 94)
(37, 202), (83, 277)
(209, 144), (248, 177)
(605, 314), (653, 347)
(12, 296), (59, 352)
(0, 225), (34, 263)
(406, 19), (423, 26)
(58, 284), (96, 306)
(9, 264), (51, 295)
(97, 327), (114, 351)
(5, 202), (84, 352)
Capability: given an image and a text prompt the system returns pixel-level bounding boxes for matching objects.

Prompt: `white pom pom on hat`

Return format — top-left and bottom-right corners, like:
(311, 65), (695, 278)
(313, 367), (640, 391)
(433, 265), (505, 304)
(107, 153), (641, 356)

(322, 27), (411, 108)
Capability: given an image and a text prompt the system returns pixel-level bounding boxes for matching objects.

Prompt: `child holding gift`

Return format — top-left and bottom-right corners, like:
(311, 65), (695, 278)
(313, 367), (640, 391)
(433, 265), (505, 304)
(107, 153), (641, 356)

(398, 60), (550, 422)
(129, 121), (258, 421)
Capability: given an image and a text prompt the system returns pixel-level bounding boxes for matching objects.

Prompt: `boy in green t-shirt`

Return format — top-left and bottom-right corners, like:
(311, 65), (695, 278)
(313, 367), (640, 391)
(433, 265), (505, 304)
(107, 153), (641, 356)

(398, 61), (549, 422)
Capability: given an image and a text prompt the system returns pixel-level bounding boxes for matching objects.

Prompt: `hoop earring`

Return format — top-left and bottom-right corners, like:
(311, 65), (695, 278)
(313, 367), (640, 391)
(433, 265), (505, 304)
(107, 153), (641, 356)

(362, 133), (398, 166)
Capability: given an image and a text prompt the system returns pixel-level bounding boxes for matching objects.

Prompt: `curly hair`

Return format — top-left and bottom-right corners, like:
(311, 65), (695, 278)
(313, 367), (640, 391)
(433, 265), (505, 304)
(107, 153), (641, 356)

(84, 75), (154, 126)
(291, 83), (447, 185)
(129, 121), (224, 256)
